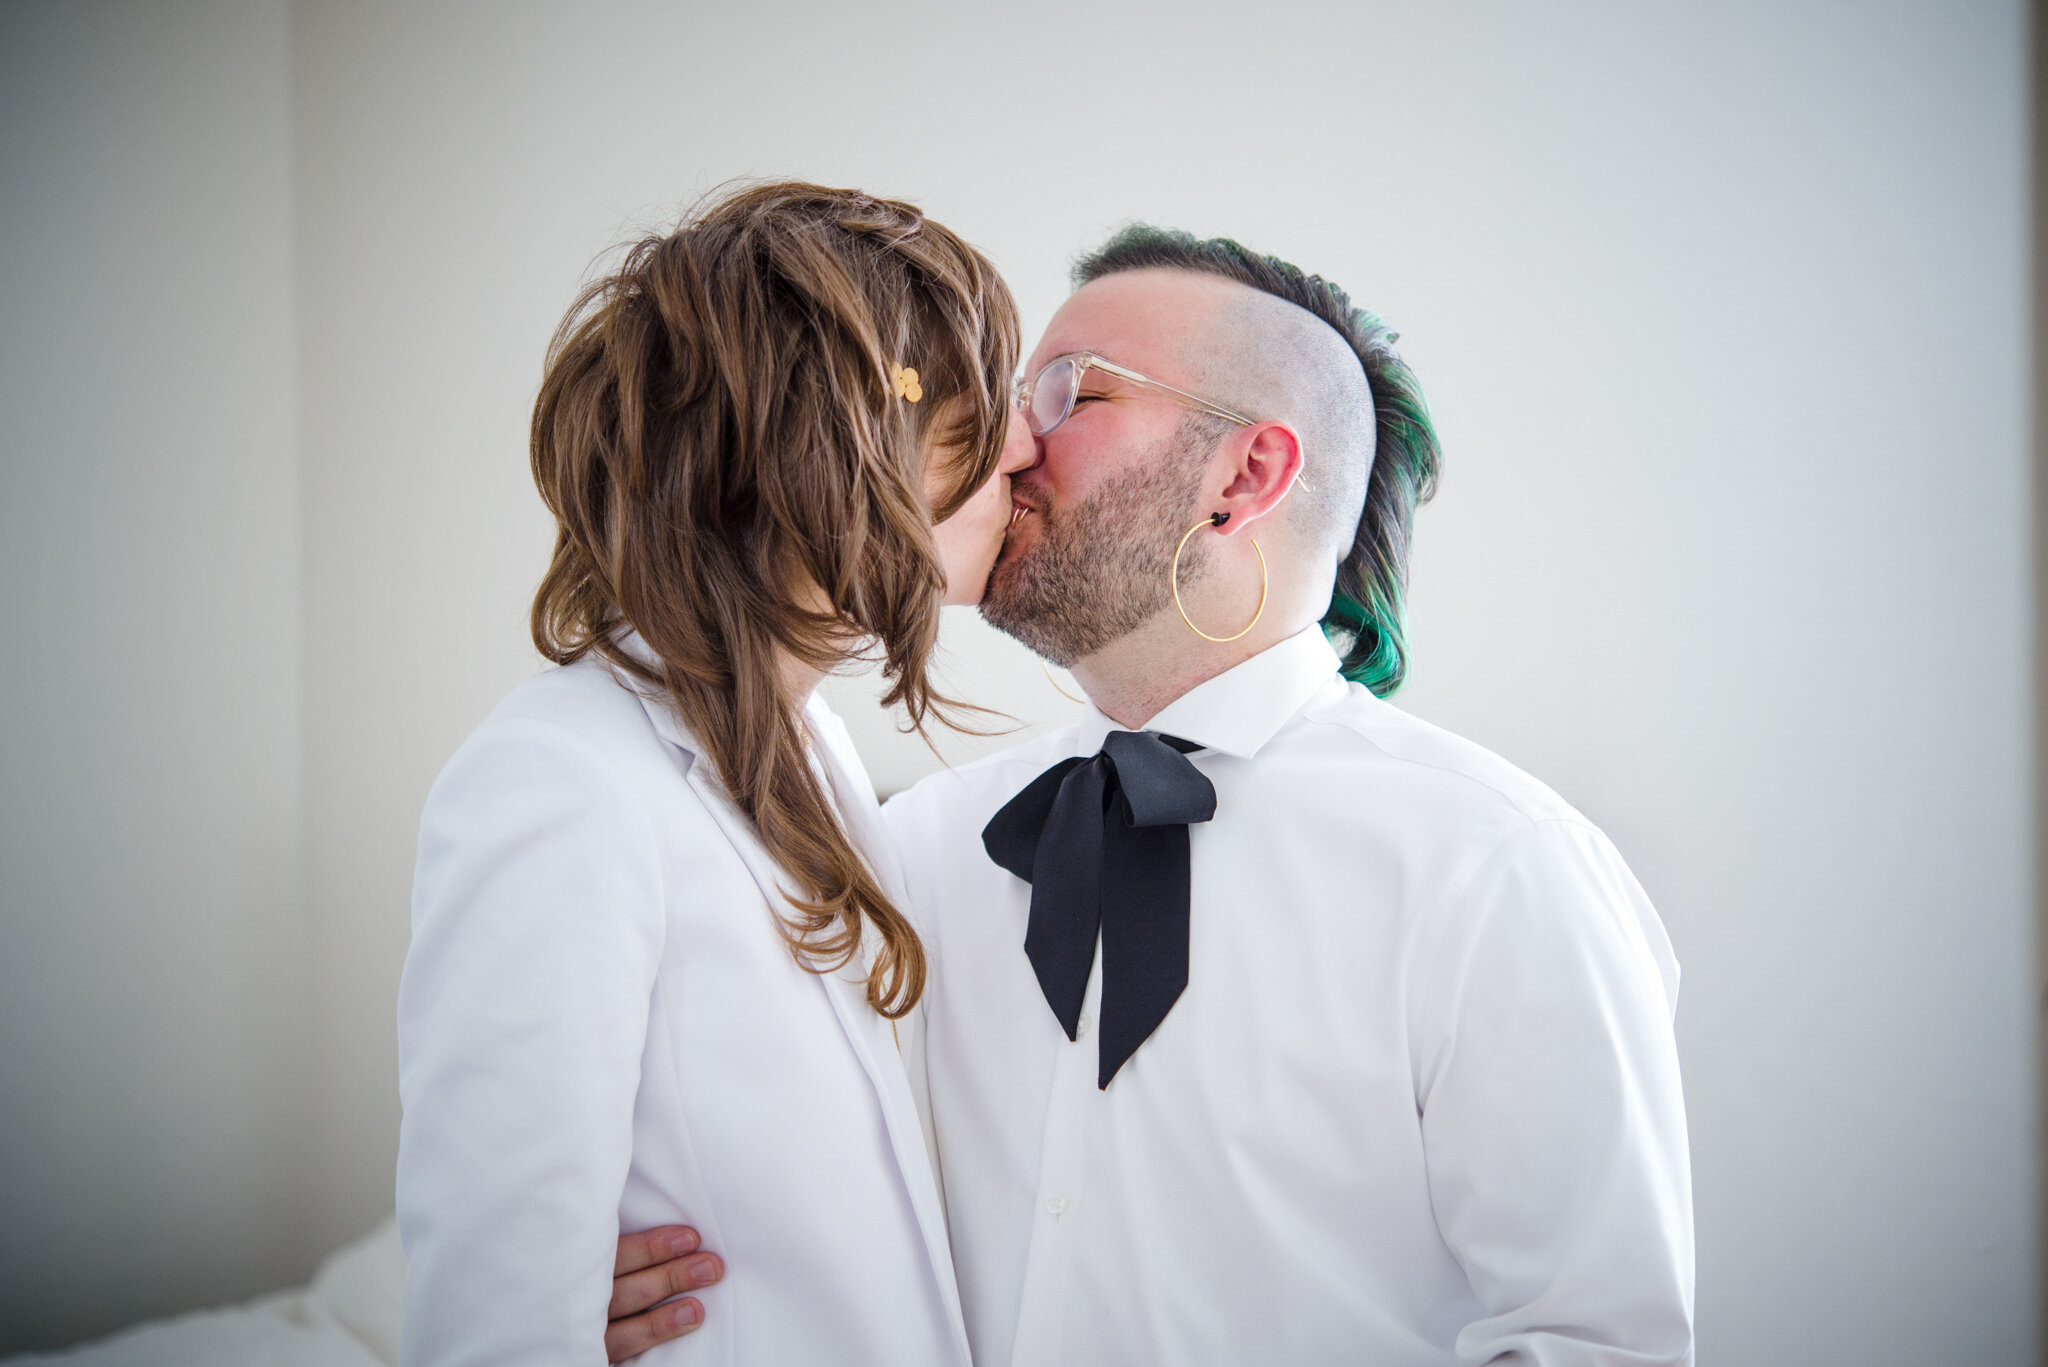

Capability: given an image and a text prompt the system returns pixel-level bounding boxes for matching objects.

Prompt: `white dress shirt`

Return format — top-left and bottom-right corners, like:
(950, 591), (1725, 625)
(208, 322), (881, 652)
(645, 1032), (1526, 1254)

(397, 647), (969, 1367)
(884, 626), (1693, 1366)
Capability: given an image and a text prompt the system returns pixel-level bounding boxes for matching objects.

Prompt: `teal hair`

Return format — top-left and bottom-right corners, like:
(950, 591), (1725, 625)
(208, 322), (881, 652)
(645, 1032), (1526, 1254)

(1073, 225), (1441, 695)
(1318, 331), (1439, 694)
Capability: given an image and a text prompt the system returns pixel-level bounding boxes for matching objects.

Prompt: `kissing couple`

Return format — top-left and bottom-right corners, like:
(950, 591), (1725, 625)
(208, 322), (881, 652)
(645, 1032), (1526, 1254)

(396, 181), (1693, 1366)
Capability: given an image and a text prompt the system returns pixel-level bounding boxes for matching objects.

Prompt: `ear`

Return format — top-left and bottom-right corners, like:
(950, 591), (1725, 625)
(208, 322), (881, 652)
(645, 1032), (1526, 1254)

(1209, 421), (1306, 538)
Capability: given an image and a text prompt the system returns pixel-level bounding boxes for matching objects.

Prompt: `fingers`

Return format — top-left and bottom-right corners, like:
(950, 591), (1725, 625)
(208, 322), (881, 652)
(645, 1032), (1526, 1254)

(605, 1225), (718, 1361)
(613, 1224), (700, 1276)
(609, 1251), (724, 1320)
(604, 1295), (704, 1363)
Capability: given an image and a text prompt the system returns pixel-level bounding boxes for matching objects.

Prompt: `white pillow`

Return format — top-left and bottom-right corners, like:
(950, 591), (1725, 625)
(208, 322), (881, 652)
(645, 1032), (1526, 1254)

(0, 1217), (403, 1367)
(305, 1216), (404, 1365)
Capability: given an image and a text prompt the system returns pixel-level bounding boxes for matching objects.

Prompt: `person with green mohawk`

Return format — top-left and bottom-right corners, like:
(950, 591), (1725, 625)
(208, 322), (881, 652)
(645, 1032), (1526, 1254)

(883, 226), (1695, 1366)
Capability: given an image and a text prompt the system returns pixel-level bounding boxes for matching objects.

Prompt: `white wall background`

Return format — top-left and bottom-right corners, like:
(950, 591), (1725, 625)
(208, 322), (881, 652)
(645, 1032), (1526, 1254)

(0, 0), (2032, 1360)
(0, 0), (307, 1347)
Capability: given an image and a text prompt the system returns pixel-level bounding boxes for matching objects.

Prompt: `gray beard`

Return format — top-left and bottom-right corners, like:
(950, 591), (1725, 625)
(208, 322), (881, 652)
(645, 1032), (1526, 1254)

(980, 420), (1214, 667)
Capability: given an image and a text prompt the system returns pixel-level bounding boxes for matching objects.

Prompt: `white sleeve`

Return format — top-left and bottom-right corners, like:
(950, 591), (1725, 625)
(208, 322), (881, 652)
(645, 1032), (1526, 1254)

(1409, 819), (1694, 1366)
(396, 717), (666, 1367)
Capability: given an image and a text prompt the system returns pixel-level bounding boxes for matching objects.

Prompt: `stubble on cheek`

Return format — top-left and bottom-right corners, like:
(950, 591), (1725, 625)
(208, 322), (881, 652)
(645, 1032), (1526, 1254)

(979, 430), (1213, 666)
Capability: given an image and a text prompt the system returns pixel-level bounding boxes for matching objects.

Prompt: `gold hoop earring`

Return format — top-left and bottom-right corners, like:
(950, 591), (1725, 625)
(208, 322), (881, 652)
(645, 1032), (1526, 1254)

(1041, 658), (1087, 705)
(1171, 516), (1267, 643)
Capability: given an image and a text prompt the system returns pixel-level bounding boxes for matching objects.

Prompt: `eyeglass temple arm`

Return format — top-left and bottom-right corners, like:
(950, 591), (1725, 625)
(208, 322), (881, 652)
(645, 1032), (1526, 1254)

(1083, 355), (1256, 426)
(1084, 355), (1315, 495)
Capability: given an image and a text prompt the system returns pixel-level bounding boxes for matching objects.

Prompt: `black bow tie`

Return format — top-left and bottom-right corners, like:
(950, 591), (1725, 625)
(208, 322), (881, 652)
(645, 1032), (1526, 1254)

(981, 731), (1216, 1088)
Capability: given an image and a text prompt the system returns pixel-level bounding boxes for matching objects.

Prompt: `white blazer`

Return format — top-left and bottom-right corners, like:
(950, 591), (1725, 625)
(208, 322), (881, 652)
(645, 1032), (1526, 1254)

(395, 647), (969, 1367)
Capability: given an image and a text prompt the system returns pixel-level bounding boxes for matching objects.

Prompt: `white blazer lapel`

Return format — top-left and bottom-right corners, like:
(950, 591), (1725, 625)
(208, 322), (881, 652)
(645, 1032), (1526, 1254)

(632, 684), (970, 1361)
(801, 698), (971, 1353)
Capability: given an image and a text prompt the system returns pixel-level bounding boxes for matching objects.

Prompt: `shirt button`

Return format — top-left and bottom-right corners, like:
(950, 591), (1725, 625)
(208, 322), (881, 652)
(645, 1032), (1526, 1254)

(1045, 1196), (1069, 1216)
(1076, 1013), (1094, 1038)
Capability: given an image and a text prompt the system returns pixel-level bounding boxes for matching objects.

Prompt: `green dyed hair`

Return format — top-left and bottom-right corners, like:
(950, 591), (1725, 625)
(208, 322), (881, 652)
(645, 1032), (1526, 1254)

(1073, 225), (1442, 696)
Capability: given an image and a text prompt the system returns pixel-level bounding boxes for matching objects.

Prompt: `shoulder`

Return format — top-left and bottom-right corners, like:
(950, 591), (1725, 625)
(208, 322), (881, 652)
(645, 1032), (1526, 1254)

(454, 655), (677, 769)
(421, 657), (693, 840)
(1291, 688), (1680, 1010)
(478, 656), (664, 748)
(1280, 685), (1671, 961)
(884, 723), (1092, 836)
(881, 725), (1095, 903)
(1286, 680), (1591, 833)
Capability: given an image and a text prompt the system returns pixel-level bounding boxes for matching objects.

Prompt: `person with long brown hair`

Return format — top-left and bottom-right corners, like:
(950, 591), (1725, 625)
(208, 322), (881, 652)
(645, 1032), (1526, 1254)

(394, 183), (1028, 1366)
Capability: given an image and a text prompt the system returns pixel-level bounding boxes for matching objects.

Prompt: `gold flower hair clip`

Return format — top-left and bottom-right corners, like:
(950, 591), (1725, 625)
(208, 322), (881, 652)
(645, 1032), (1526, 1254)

(891, 363), (922, 404)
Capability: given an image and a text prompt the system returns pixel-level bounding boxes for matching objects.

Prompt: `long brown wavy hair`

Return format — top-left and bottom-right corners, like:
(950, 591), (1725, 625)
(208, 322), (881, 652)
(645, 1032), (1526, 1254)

(530, 182), (1019, 1017)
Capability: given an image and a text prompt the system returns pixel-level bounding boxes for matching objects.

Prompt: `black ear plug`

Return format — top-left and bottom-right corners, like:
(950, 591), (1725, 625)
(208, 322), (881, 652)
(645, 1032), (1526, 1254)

(1211, 511), (1230, 527)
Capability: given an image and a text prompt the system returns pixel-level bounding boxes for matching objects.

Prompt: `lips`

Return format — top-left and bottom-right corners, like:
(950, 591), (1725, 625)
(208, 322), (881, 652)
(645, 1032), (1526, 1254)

(998, 500), (1041, 565)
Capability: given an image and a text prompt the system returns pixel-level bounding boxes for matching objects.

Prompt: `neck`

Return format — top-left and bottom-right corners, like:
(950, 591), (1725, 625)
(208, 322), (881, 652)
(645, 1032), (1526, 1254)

(779, 578), (840, 706)
(780, 651), (827, 706)
(1070, 609), (1310, 729)
(1069, 521), (1325, 728)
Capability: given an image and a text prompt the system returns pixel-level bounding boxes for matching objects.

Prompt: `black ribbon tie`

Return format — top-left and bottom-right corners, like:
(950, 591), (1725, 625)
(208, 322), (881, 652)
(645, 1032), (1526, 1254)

(981, 731), (1216, 1088)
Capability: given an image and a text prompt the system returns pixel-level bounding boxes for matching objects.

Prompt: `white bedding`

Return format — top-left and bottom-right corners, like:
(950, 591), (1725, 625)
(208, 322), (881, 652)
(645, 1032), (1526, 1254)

(3, 1218), (402, 1367)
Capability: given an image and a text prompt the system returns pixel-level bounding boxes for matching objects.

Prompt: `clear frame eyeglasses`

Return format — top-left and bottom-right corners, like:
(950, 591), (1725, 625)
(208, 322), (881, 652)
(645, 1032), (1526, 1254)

(1015, 351), (1255, 437)
(1015, 351), (1312, 491)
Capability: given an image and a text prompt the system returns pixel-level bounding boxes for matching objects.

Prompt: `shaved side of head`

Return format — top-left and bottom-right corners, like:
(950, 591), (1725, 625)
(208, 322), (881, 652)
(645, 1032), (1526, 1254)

(1072, 225), (1442, 696)
(1188, 284), (1379, 562)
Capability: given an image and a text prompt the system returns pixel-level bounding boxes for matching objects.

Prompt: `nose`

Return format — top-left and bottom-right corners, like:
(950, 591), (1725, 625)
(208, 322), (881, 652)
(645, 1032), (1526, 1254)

(999, 405), (1037, 476)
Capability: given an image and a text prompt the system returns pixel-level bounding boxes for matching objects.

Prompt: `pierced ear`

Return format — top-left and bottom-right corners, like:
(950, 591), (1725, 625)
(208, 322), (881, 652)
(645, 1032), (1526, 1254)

(1213, 421), (1306, 534)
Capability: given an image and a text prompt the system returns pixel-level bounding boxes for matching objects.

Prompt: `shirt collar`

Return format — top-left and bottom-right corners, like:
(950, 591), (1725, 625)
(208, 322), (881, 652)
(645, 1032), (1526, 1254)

(606, 628), (696, 755)
(1073, 625), (1344, 761)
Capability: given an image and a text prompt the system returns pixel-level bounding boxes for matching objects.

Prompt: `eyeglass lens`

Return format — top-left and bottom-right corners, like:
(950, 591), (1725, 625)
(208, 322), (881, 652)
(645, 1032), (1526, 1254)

(1025, 356), (1080, 436)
